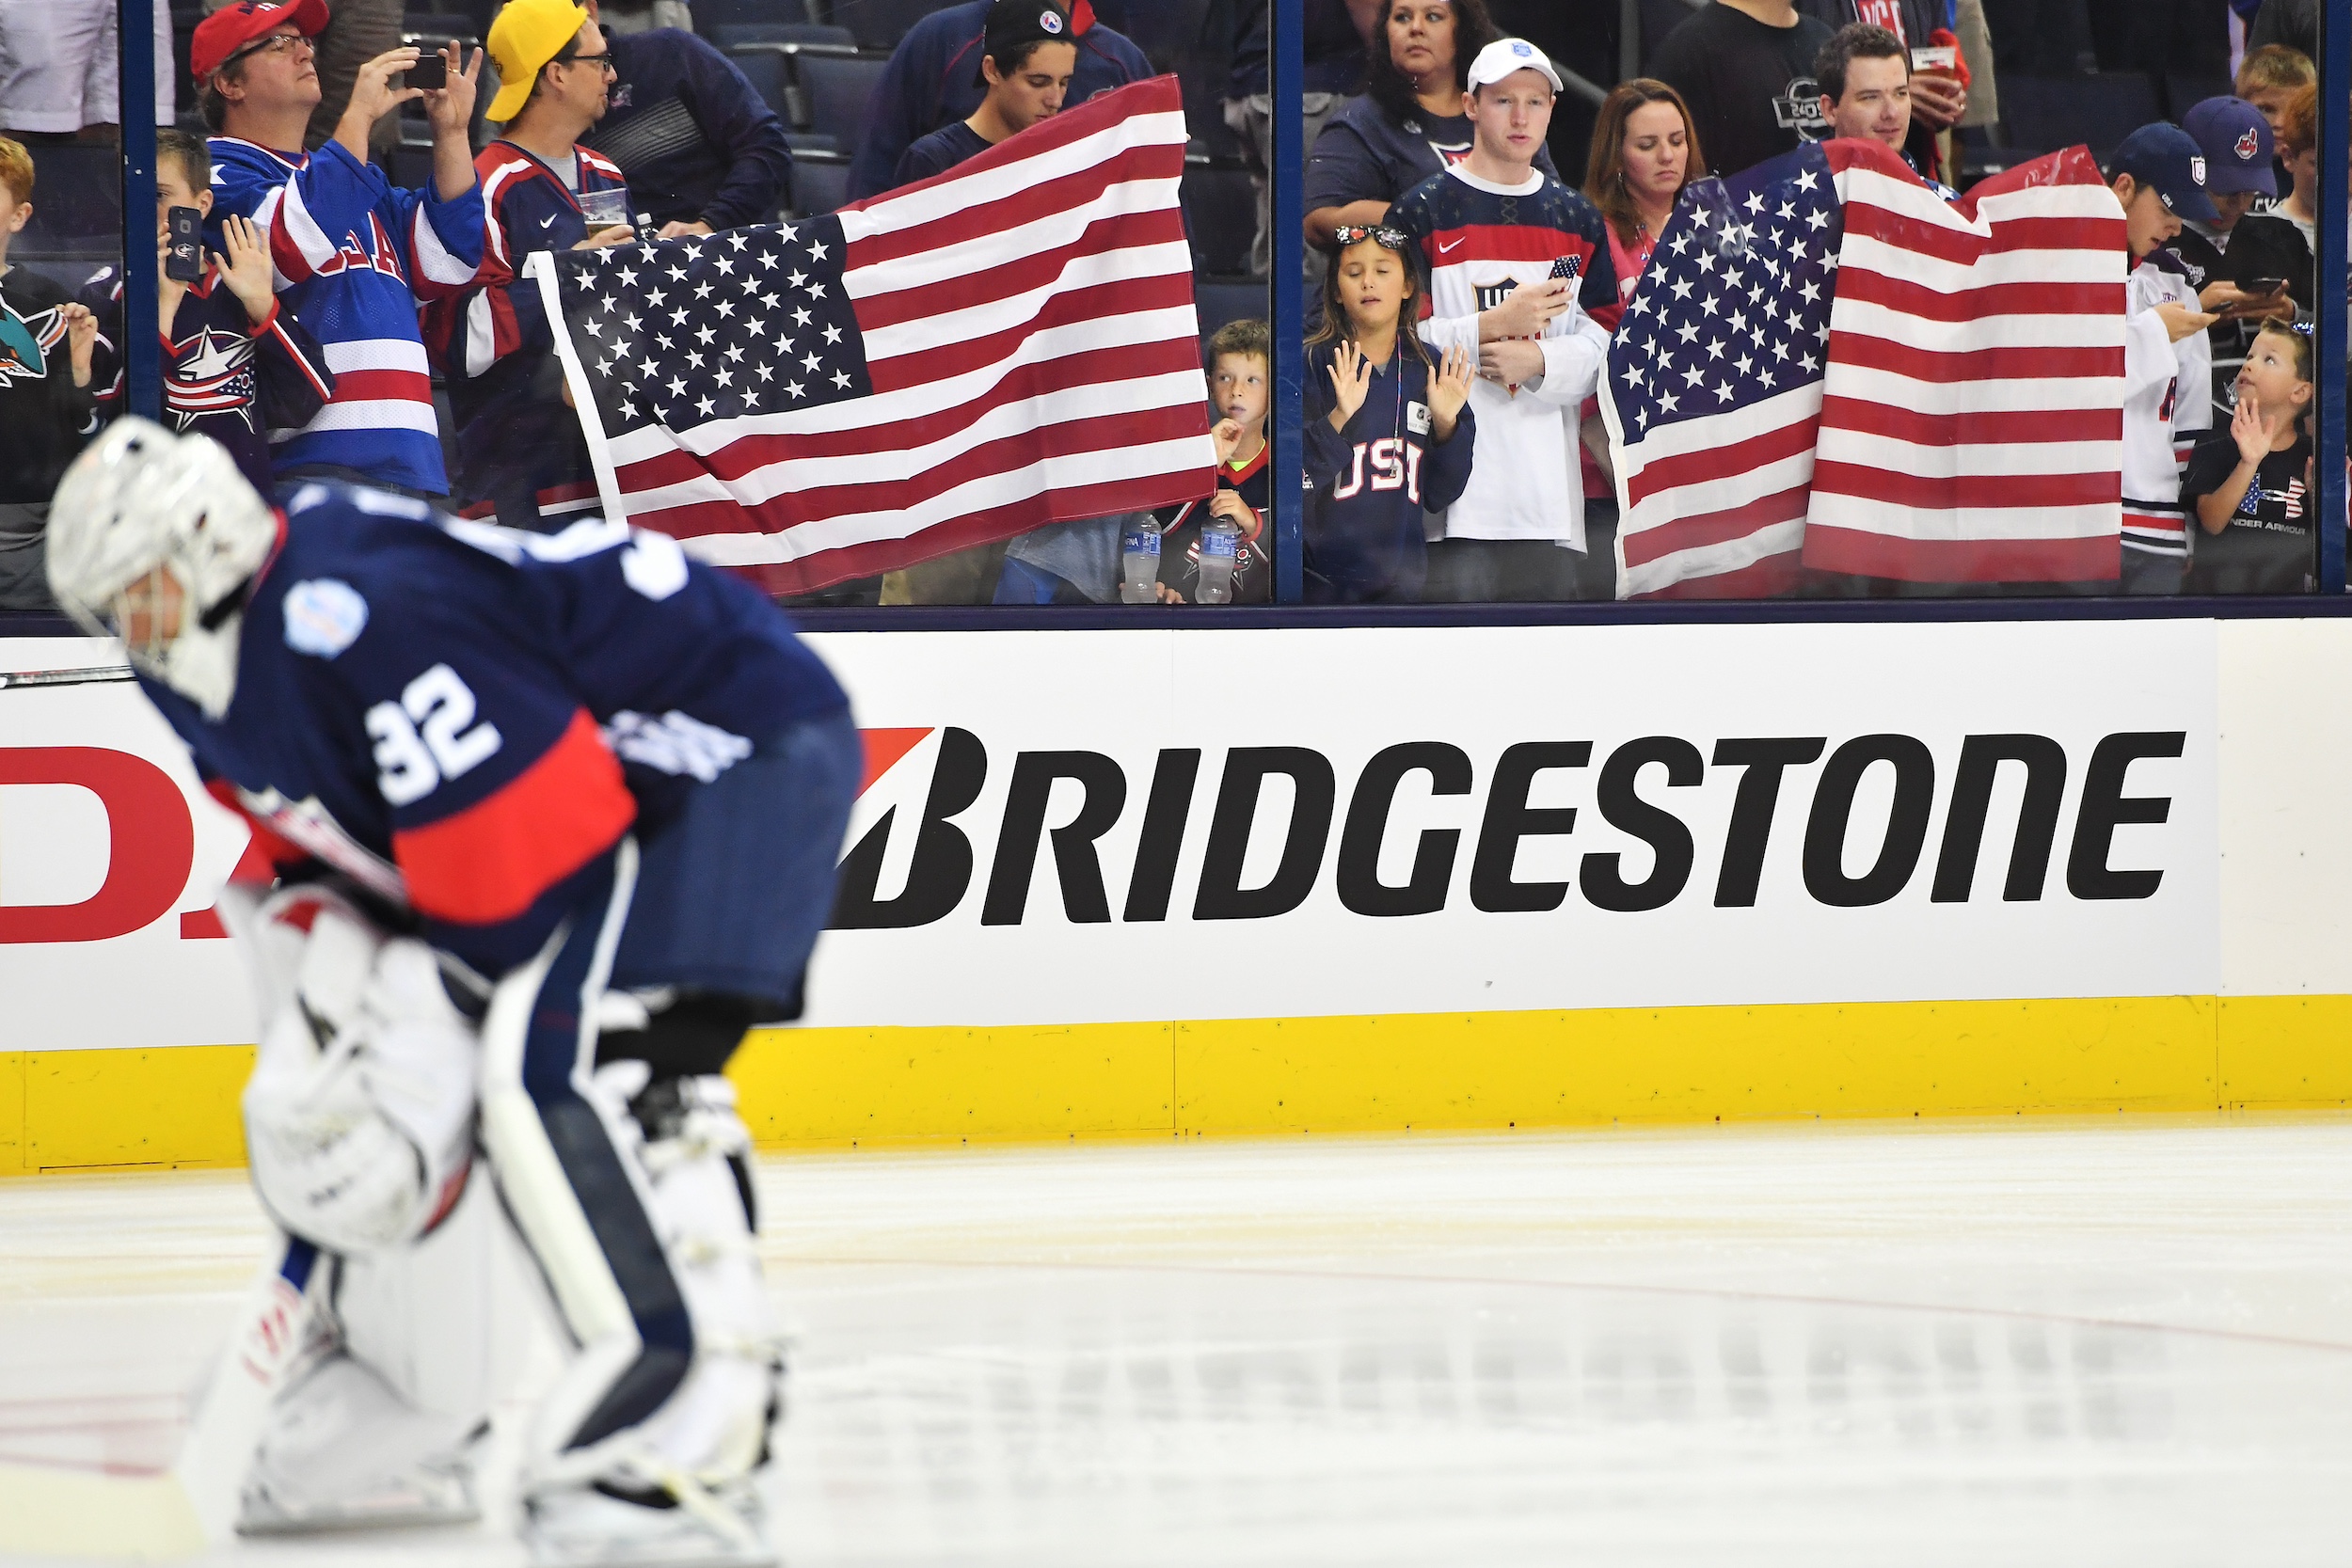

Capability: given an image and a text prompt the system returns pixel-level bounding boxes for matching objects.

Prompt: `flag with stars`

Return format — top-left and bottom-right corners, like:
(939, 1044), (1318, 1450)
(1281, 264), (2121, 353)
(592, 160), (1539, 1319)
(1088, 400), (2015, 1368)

(530, 76), (1216, 595)
(1602, 140), (2124, 598)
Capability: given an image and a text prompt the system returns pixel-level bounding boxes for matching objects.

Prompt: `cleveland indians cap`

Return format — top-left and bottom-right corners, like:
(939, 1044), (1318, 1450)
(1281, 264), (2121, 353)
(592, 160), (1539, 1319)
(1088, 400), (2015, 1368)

(2110, 122), (2221, 223)
(1466, 38), (1563, 95)
(975, 0), (1077, 87)
(2182, 96), (2279, 198)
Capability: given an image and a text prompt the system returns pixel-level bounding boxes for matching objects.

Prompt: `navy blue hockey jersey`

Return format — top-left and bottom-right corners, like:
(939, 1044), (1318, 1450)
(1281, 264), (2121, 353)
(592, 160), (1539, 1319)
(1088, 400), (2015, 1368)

(145, 483), (849, 975)
(1301, 342), (1477, 602)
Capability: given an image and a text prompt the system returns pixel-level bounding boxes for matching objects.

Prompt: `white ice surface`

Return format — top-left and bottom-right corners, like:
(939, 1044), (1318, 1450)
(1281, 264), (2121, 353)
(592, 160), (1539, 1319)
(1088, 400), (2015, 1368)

(2, 1117), (2348, 1565)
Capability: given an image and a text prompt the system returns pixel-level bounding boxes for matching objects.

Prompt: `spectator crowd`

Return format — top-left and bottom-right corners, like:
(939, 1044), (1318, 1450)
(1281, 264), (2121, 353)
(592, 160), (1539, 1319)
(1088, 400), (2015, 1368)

(0, 0), (2341, 610)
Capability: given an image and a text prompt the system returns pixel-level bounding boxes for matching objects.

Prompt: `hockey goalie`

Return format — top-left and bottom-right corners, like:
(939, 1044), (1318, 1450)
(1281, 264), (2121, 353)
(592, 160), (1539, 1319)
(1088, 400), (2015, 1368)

(44, 419), (862, 1565)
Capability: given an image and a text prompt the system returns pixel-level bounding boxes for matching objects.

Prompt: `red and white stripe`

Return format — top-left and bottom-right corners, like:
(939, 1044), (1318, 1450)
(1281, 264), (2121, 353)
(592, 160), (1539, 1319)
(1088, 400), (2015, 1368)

(543, 76), (1216, 595)
(1801, 143), (2126, 583)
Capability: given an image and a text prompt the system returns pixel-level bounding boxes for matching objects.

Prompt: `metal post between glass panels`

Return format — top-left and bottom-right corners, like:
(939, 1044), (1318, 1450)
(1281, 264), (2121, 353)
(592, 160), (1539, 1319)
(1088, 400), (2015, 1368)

(2319, 1), (2347, 595)
(119, 0), (161, 423)
(1271, 0), (1305, 604)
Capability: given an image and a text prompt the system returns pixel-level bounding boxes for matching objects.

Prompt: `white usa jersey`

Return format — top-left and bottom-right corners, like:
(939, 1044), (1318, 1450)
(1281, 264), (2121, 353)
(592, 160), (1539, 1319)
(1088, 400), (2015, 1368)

(2122, 254), (2200, 561)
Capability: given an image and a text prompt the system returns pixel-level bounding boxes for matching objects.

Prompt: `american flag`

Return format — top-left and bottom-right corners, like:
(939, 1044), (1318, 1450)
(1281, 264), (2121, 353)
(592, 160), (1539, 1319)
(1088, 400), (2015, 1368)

(531, 77), (1216, 594)
(1601, 140), (2125, 598)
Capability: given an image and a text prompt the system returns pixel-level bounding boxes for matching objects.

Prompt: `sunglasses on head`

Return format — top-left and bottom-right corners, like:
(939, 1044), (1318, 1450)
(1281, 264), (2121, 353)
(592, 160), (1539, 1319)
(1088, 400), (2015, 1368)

(1332, 225), (1409, 251)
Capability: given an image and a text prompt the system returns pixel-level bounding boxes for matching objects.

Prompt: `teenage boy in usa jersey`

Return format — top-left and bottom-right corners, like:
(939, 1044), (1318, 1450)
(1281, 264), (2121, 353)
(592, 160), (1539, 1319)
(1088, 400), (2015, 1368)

(1389, 39), (1614, 602)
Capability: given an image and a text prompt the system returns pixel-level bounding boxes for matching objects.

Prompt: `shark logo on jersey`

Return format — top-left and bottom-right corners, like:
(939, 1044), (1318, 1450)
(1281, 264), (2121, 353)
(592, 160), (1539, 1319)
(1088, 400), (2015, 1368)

(283, 578), (371, 658)
(0, 295), (68, 386)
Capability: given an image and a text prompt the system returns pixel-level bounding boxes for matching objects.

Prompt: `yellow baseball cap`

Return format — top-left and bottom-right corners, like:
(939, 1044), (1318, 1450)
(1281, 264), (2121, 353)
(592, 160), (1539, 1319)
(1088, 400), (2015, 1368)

(485, 0), (589, 123)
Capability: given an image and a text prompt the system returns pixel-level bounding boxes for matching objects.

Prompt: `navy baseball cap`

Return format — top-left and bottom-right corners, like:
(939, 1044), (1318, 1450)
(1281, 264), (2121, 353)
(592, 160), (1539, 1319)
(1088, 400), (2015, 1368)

(2110, 122), (2220, 223)
(975, 0), (1076, 86)
(2182, 96), (2278, 197)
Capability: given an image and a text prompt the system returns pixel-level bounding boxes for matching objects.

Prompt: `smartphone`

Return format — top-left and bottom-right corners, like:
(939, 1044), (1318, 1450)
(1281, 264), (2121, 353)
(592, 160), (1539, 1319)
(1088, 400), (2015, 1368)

(165, 205), (204, 283)
(406, 53), (447, 90)
(2240, 277), (2288, 295)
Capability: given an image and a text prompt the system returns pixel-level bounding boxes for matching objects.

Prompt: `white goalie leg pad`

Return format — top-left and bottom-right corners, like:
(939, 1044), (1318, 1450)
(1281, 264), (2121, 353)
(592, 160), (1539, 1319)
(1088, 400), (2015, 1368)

(238, 1166), (512, 1534)
(520, 1067), (780, 1568)
(244, 932), (479, 1256)
(524, 1065), (781, 1499)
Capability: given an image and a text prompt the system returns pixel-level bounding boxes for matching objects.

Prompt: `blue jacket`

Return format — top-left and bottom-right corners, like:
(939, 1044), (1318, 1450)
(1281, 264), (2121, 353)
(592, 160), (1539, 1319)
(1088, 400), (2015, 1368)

(849, 0), (1153, 199)
(145, 483), (847, 976)
(585, 28), (792, 231)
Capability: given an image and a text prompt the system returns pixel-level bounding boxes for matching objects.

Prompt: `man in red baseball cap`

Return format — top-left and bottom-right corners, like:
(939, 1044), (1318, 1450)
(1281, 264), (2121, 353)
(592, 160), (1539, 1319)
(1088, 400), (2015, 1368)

(196, 1), (487, 497)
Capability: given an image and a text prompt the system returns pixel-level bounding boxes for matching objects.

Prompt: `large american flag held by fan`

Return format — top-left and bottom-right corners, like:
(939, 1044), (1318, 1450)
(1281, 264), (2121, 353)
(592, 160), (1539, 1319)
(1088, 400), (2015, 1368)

(1601, 139), (2125, 598)
(532, 77), (1216, 594)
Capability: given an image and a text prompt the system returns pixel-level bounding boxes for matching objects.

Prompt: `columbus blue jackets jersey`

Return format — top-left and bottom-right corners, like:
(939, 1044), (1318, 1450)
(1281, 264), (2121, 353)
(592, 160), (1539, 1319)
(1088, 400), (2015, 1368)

(208, 137), (486, 495)
(145, 483), (849, 976)
(422, 141), (630, 531)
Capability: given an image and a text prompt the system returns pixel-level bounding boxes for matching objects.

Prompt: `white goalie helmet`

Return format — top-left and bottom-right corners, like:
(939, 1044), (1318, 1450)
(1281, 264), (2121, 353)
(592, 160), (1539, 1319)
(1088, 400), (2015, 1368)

(46, 417), (278, 718)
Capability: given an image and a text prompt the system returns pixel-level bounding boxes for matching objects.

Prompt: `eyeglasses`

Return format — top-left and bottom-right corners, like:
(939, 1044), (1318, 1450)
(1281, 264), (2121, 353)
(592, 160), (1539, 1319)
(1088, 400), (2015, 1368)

(553, 46), (616, 75)
(1331, 224), (1410, 250)
(226, 31), (313, 67)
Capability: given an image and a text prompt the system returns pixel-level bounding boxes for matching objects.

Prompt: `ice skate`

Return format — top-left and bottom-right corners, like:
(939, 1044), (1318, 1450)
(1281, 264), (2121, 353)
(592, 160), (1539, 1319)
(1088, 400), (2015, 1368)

(522, 1475), (773, 1568)
(234, 1352), (484, 1534)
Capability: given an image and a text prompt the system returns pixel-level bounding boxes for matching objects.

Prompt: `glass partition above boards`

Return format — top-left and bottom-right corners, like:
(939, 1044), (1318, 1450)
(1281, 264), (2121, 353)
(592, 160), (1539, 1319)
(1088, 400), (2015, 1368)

(541, 0), (1271, 613)
(0, 1), (161, 613)
(1292, 0), (2347, 607)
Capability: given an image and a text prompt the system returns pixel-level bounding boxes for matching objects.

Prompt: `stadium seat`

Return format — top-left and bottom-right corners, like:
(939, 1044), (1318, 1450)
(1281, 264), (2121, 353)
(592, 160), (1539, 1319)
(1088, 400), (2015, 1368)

(692, 0), (810, 31)
(2163, 71), (2234, 121)
(1191, 280), (1266, 347)
(1181, 162), (1256, 279)
(825, 0), (960, 54)
(711, 23), (856, 49)
(1996, 72), (2159, 165)
(1112, 0), (1214, 72)
(797, 54), (890, 163)
(10, 145), (120, 253)
(790, 154), (853, 218)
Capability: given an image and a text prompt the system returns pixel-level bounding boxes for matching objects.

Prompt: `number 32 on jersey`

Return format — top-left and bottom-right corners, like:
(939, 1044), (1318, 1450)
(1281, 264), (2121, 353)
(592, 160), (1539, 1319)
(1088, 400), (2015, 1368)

(368, 664), (503, 806)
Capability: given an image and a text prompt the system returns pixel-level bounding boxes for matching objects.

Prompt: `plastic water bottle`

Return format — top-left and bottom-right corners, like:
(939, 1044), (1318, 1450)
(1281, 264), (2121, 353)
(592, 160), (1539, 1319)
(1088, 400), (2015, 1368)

(1195, 515), (1241, 604)
(1120, 518), (1162, 604)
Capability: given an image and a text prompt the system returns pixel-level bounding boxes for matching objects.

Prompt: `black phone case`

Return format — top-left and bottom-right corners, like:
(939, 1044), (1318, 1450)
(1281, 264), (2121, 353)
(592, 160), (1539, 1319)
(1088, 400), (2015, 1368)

(165, 208), (204, 284)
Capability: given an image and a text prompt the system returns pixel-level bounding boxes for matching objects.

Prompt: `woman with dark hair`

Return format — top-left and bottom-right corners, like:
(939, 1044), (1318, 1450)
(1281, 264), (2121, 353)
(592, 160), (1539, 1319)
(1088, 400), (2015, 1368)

(1583, 77), (1708, 304)
(1302, 0), (1559, 249)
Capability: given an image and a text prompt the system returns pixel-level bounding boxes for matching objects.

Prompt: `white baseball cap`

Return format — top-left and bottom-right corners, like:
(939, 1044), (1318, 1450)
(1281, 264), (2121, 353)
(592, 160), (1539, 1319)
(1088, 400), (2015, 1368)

(1467, 38), (1562, 95)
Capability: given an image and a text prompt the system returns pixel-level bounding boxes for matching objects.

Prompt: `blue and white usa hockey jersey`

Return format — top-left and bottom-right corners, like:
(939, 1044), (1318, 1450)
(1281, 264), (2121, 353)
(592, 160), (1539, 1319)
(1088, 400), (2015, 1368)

(144, 483), (848, 976)
(1388, 165), (1614, 548)
(208, 137), (486, 495)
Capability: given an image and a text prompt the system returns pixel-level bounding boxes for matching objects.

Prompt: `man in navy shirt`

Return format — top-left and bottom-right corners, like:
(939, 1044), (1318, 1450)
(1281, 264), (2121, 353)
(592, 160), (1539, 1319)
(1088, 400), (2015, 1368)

(578, 0), (791, 236)
(895, 0), (1077, 187)
(848, 0), (1151, 201)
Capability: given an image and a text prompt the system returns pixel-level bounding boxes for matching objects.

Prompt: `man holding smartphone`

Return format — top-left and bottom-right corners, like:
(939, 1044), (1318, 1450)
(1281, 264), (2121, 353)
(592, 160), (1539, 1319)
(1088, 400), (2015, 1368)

(194, 0), (485, 497)
(2166, 96), (2295, 434)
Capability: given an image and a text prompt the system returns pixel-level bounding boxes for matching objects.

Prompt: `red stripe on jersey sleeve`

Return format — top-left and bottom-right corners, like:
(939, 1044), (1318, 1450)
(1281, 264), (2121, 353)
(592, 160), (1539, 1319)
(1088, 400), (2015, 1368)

(204, 778), (306, 881)
(392, 709), (637, 927)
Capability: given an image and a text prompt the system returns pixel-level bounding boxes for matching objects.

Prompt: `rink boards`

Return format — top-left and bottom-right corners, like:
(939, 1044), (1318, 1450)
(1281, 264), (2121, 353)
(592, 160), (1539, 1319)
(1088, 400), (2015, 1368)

(4, 617), (2349, 1171)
